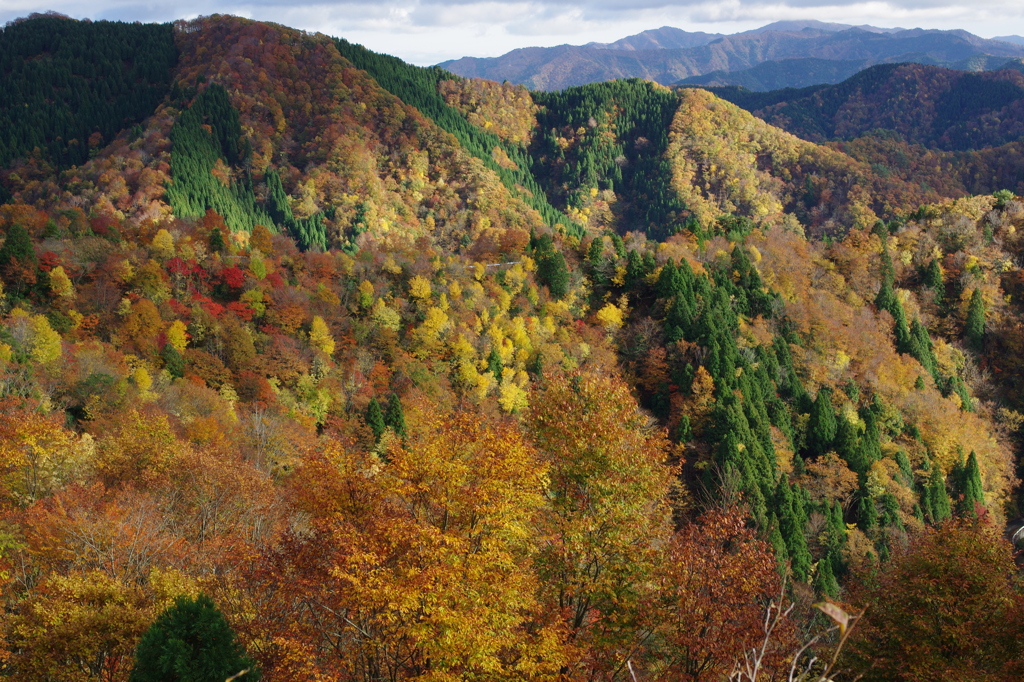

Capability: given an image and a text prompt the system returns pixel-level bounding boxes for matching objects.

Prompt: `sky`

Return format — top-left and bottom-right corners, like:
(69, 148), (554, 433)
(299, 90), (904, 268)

(2, 0), (1024, 66)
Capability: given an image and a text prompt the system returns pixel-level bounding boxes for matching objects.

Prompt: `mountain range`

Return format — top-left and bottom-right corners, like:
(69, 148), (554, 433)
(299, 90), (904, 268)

(441, 21), (1024, 91)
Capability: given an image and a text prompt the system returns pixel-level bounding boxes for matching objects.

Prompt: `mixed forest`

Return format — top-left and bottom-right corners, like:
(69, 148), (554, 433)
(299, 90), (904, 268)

(3, 11), (1024, 682)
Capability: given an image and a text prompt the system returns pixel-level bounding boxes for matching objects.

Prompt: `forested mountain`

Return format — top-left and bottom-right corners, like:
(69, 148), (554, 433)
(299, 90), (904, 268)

(0, 14), (178, 169)
(2, 12), (1024, 682)
(706, 63), (1024, 150)
(702, 62), (1024, 198)
(440, 24), (1024, 91)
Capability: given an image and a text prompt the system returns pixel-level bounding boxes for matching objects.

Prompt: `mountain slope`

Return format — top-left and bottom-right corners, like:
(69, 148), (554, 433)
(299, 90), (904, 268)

(0, 14), (178, 169)
(666, 88), (942, 236)
(707, 62), (1024, 150)
(3, 15), (557, 255)
(677, 57), (868, 91)
(701, 62), (1024, 197)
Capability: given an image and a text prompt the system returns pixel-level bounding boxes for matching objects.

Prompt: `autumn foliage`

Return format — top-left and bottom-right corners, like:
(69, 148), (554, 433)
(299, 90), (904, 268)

(2, 11), (1024, 682)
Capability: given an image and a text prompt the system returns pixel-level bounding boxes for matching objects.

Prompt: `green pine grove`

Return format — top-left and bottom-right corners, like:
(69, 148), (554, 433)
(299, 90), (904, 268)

(0, 16), (177, 170)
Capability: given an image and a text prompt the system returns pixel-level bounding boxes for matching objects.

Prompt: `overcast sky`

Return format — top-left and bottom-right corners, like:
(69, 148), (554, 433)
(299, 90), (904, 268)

(2, 0), (1024, 65)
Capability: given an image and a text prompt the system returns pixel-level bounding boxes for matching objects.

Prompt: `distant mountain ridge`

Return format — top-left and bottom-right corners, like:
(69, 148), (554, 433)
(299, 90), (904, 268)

(441, 22), (1024, 91)
(585, 26), (722, 51)
(677, 57), (869, 91)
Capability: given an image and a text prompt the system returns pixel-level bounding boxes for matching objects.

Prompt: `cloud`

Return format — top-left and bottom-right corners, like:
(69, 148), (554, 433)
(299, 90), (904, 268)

(2, 0), (1024, 65)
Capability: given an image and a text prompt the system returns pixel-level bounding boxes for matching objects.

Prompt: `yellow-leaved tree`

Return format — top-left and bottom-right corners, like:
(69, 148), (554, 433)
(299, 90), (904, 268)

(529, 370), (676, 677)
(247, 402), (565, 679)
(308, 316), (335, 356)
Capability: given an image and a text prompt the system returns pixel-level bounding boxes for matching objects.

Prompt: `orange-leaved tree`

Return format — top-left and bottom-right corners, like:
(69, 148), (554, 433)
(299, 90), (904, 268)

(646, 505), (797, 681)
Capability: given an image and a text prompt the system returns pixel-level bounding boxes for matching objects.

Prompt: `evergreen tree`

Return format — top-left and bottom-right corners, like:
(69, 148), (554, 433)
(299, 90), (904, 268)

(130, 594), (259, 682)
(161, 344), (185, 379)
(534, 235), (569, 299)
(954, 451), (985, 517)
(366, 398), (386, 443)
(815, 551), (841, 598)
(909, 318), (937, 377)
(859, 489), (878, 530)
(860, 409), (883, 468)
(0, 223), (36, 267)
(825, 500), (847, 575)
(880, 493), (905, 532)
(775, 478), (812, 582)
(610, 232), (626, 258)
(875, 261), (913, 353)
(924, 258), (944, 305)
(0, 222), (38, 297)
(808, 387), (837, 457)
(385, 394), (407, 438)
(586, 237), (604, 271)
(208, 226), (225, 253)
(951, 376), (974, 412)
(767, 513), (789, 577)
(927, 467), (952, 524)
(834, 409), (866, 475)
(895, 450), (914, 487)
(487, 347), (504, 378)
(965, 288), (986, 351)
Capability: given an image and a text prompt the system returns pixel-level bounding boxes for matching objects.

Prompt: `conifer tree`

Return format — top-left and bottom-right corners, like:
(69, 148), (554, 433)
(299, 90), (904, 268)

(860, 409), (882, 468)
(767, 513), (789, 577)
(955, 451), (985, 517)
(927, 467), (952, 524)
(161, 344), (185, 379)
(487, 347), (503, 377)
(834, 410), (864, 474)
(366, 398), (386, 443)
(535, 237), (569, 299)
(815, 552), (840, 598)
(808, 387), (837, 458)
(385, 394), (407, 438)
(965, 288), (986, 351)
(909, 318), (937, 377)
(775, 478), (812, 582)
(130, 594), (259, 682)
(881, 493), (905, 531)
(208, 226), (225, 253)
(951, 376), (974, 412)
(586, 237), (604, 272)
(859, 489), (878, 530)
(895, 450), (914, 487)
(0, 223), (35, 268)
(825, 501), (847, 575)
(0, 223), (38, 297)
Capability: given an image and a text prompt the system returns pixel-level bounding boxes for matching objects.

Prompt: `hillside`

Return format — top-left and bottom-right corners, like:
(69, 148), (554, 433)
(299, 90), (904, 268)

(702, 62), (1024, 197)
(707, 62), (1024, 150)
(2, 12), (1024, 682)
(440, 24), (1024, 91)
